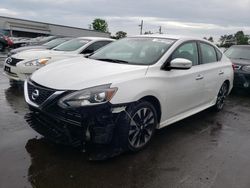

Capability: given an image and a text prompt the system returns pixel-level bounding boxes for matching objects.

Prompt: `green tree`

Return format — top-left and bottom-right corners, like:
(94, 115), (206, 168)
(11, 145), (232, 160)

(219, 35), (228, 46)
(115, 31), (127, 39)
(91, 18), (109, 32)
(234, 31), (248, 45)
(208, 36), (214, 42)
(203, 37), (214, 42)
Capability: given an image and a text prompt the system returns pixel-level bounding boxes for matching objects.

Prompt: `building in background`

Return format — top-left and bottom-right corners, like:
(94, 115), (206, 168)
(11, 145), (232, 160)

(0, 16), (110, 38)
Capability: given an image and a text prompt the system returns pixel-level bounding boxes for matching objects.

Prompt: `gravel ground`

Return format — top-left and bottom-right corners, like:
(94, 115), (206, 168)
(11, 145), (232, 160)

(0, 57), (250, 188)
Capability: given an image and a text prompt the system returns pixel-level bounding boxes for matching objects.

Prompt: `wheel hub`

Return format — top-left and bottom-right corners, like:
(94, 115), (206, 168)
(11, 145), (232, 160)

(128, 107), (155, 149)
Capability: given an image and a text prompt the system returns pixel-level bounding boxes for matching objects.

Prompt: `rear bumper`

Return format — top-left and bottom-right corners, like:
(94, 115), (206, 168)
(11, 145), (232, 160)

(234, 72), (250, 88)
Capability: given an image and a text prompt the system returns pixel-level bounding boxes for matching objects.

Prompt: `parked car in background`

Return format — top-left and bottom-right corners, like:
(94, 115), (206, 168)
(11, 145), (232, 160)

(11, 36), (57, 49)
(3, 37), (114, 82)
(0, 33), (13, 51)
(24, 35), (234, 160)
(10, 37), (31, 49)
(224, 45), (250, 88)
(9, 37), (73, 56)
(219, 47), (227, 53)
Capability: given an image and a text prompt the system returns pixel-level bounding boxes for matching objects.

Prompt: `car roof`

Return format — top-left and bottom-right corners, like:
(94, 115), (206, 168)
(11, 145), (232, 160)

(132, 34), (207, 41)
(231, 45), (250, 48)
(76, 37), (115, 41)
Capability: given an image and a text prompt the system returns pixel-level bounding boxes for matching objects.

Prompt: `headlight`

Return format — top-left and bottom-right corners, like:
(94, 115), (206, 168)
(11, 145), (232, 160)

(24, 58), (50, 66)
(58, 84), (117, 109)
(242, 65), (250, 72)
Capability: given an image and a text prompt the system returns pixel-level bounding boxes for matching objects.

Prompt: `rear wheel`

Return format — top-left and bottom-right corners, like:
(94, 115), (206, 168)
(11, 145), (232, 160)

(214, 82), (228, 111)
(123, 101), (158, 152)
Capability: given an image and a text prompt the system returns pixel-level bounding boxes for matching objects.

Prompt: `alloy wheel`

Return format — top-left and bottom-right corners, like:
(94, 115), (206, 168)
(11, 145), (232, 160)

(128, 107), (156, 149)
(216, 83), (228, 110)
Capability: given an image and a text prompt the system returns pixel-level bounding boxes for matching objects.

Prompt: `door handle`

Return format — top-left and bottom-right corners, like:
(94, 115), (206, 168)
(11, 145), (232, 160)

(219, 70), (224, 75)
(196, 74), (204, 80)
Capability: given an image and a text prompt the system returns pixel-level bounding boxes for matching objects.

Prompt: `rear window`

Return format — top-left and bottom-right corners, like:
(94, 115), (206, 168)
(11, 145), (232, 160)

(225, 46), (250, 60)
(216, 48), (223, 61)
(200, 42), (217, 64)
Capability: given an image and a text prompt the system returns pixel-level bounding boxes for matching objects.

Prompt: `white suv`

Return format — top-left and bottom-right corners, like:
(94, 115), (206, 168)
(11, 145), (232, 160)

(24, 35), (233, 159)
(3, 37), (114, 82)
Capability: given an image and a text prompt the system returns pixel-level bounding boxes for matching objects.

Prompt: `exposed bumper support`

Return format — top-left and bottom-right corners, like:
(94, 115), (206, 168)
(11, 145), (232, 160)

(25, 102), (131, 160)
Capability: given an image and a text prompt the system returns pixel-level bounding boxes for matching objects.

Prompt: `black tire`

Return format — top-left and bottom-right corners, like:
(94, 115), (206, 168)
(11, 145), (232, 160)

(116, 100), (158, 152)
(214, 82), (229, 111)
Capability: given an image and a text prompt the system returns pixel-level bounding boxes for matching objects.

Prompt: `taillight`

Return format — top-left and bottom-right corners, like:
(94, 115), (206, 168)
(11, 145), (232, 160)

(232, 64), (241, 71)
(232, 64), (236, 70)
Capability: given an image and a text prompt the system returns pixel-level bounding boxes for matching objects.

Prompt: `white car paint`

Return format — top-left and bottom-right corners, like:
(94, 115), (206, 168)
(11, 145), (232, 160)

(26, 34), (234, 130)
(3, 37), (114, 81)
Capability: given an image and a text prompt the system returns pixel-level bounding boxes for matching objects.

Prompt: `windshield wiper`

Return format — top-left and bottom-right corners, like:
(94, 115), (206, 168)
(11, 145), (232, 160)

(94, 58), (130, 64)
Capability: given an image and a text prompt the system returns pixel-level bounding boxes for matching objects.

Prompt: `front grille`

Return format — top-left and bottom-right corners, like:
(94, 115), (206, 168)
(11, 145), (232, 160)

(48, 105), (82, 125)
(27, 81), (56, 105)
(6, 57), (23, 66)
(25, 112), (85, 147)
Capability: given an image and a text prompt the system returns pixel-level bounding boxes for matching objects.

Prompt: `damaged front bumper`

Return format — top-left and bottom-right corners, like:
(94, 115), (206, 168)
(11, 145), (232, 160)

(24, 80), (131, 159)
(25, 103), (126, 148)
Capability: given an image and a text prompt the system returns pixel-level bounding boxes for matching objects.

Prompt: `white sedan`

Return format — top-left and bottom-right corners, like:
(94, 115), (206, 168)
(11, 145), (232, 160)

(24, 35), (234, 159)
(3, 37), (114, 82)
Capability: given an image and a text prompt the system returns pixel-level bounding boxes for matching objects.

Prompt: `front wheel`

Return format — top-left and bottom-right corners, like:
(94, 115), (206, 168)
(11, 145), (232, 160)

(123, 101), (158, 152)
(214, 82), (229, 111)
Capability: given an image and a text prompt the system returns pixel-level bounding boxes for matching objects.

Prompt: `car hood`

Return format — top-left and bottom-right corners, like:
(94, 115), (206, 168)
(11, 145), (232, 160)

(10, 45), (47, 54)
(31, 57), (148, 90)
(230, 58), (250, 66)
(13, 49), (77, 61)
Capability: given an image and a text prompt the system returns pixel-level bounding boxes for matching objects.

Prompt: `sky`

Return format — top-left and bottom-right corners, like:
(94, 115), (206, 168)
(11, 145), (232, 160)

(1, 0), (250, 41)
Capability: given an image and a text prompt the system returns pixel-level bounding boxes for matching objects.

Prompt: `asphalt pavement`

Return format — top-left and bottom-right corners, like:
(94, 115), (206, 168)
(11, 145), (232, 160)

(1, 57), (250, 188)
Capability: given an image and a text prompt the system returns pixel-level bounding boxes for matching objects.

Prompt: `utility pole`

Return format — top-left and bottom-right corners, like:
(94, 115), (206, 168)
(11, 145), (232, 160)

(139, 20), (143, 35)
(159, 26), (162, 34)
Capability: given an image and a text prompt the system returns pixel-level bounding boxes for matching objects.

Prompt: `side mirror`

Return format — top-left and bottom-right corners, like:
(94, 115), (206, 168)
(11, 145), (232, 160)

(170, 58), (192, 70)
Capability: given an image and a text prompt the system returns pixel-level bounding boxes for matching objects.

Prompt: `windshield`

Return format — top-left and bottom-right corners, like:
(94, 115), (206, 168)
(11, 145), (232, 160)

(90, 37), (176, 65)
(225, 46), (250, 60)
(53, 39), (90, 51)
(43, 38), (69, 49)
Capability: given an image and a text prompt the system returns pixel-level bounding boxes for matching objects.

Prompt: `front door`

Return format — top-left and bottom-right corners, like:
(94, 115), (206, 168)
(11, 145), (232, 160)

(162, 41), (205, 120)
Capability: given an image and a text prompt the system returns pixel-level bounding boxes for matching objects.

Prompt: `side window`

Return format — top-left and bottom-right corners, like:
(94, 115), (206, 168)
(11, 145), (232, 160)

(171, 42), (199, 66)
(200, 43), (217, 64)
(81, 41), (112, 54)
(216, 48), (223, 61)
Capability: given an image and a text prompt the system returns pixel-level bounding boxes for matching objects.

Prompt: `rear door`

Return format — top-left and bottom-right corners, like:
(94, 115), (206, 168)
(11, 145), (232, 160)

(198, 42), (225, 104)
